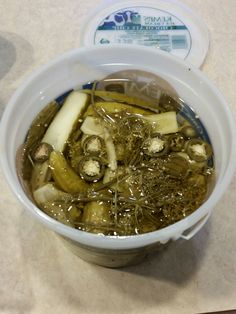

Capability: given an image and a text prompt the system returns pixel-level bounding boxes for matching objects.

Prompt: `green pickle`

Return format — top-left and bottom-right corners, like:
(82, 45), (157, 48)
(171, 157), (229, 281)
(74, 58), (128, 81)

(49, 151), (89, 194)
(81, 201), (112, 234)
(82, 89), (159, 112)
(17, 81), (215, 236)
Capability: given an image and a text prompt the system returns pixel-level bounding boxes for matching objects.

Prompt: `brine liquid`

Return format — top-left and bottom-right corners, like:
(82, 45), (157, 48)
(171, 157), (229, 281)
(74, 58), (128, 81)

(17, 73), (215, 236)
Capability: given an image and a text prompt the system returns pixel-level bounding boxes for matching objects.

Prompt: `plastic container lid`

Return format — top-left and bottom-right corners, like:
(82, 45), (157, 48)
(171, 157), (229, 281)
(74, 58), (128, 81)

(80, 0), (210, 68)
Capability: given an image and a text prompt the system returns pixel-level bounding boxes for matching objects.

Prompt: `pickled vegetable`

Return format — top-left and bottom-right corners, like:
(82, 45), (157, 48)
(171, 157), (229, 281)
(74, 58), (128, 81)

(43, 91), (88, 151)
(32, 143), (53, 163)
(17, 76), (215, 236)
(164, 154), (189, 178)
(80, 116), (104, 135)
(143, 111), (178, 134)
(82, 89), (159, 112)
(186, 139), (212, 162)
(78, 156), (105, 182)
(21, 101), (58, 179)
(168, 134), (185, 152)
(83, 135), (105, 155)
(83, 101), (153, 117)
(30, 161), (51, 191)
(143, 134), (169, 157)
(49, 151), (89, 194)
(33, 183), (70, 205)
(181, 125), (197, 138)
(81, 201), (112, 234)
(42, 202), (81, 226)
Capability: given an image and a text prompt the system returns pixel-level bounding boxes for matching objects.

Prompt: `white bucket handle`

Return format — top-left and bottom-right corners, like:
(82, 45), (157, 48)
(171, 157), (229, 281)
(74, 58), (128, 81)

(180, 212), (210, 240)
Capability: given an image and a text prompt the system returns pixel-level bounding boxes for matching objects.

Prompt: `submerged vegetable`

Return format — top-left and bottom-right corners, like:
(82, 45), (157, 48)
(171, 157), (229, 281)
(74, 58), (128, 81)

(82, 89), (159, 112)
(181, 125), (197, 138)
(80, 116), (104, 135)
(83, 101), (153, 116)
(143, 111), (178, 134)
(30, 161), (51, 191)
(42, 202), (81, 226)
(168, 134), (185, 152)
(32, 142), (53, 163)
(18, 79), (215, 236)
(43, 91), (88, 151)
(164, 154), (189, 178)
(186, 139), (212, 162)
(33, 183), (70, 205)
(21, 101), (58, 180)
(49, 151), (89, 194)
(143, 134), (169, 157)
(83, 135), (105, 155)
(78, 155), (105, 182)
(81, 201), (111, 234)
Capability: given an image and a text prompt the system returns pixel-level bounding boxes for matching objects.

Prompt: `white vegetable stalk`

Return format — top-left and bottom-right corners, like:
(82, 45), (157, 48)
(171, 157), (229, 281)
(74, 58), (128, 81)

(42, 91), (88, 151)
(80, 116), (104, 135)
(33, 183), (69, 205)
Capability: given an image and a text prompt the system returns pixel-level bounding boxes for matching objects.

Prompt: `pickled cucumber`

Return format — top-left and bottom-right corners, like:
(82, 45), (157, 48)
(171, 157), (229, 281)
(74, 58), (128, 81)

(83, 101), (153, 117)
(143, 111), (178, 134)
(82, 201), (111, 233)
(82, 89), (159, 111)
(49, 151), (89, 194)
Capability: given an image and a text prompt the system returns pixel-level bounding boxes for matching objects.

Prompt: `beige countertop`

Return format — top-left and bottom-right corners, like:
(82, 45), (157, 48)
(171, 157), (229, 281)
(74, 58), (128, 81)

(0, 1), (236, 313)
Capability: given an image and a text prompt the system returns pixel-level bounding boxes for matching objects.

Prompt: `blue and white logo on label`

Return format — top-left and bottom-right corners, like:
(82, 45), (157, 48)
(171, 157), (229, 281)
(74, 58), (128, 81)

(94, 7), (192, 59)
(98, 10), (141, 29)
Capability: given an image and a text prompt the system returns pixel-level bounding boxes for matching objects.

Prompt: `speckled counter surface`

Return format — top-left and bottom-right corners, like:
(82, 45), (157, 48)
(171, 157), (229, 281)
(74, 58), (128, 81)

(0, 1), (236, 313)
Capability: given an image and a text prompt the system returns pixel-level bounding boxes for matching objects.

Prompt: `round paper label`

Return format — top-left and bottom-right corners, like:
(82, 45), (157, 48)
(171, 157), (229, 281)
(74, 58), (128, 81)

(94, 6), (192, 59)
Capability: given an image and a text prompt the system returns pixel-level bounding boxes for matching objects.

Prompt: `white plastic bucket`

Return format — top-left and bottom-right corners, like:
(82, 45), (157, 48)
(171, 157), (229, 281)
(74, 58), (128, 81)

(1, 45), (235, 267)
